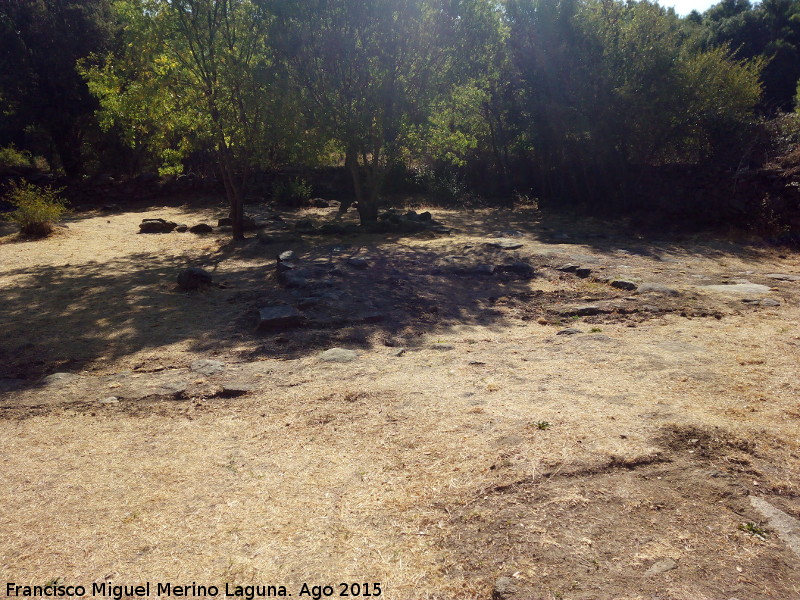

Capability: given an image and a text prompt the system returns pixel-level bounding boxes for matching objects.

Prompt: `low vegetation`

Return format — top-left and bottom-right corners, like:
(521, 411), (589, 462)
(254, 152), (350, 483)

(2, 180), (69, 237)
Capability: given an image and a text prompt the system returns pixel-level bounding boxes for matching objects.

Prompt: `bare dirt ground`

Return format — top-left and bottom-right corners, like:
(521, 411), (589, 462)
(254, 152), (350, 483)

(1, 197), (799, 600)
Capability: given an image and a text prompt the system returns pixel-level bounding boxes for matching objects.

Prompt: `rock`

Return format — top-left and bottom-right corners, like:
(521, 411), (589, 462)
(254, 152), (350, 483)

(557, 328), (584, 335)
(346, 257), (369, 269)
(175, 224), (188, 233)
(309, 198), (330, 208)
(294, 218), (316, 233)
(576, 267), (592, 278)
(760, 298), (781, 307)
(638, 282), (679, 296)
(157, 381), (188, 399)
(764, 273), (800, 281)
(319, 348), (359, 363)
(429, 343), (455, 351)
(44, 372), (80, 385)
(139, 218), (177, 233)
(610, 279), (638, 291)
(487, 238), (524, 250)
(219, 383), (254, 397)
(257, 305), (304, 330)
(391, 348), (406, 357)
(750, 496), (800, 559)
(558, 264), (580, 273)
(496, 262), (536, 279)
(189, 223), (213, 234)
(177, 267), (213, 290)
(419, 211), (432, 221)
(278, 268), (312, 288)
(319, 223), (351, 235)
(492, 577), (519, 600)
(278, 250), (297, 263)
(218, 217), (233, 226)
(99, 396), (119, 404)
(702, 282), (771, 295)
(644, 558), (678, 576)
(558, 304), (603, 317)
(190, 359), (226, 376)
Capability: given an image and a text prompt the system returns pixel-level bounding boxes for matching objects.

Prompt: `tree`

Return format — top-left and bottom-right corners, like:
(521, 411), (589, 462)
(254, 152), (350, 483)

(0, 0), (114, 178)
(271, 0), (467, 224)
(85, 0), (278, 240)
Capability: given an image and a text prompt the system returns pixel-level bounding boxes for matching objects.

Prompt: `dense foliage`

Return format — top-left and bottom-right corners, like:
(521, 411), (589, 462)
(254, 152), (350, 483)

(2, 0), (799, 232)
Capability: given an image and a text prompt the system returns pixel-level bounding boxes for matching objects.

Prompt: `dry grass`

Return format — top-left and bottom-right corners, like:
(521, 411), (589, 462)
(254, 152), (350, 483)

(1, 199), (799, 599)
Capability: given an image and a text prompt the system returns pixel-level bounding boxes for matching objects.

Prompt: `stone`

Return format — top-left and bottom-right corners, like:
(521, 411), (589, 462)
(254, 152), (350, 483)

(278, 250), (297, 263)
(257, 305), (304, 330)
(139, 218), (177, 233)
(157, 381), (188, 399)
(218, 217), (233, 226)
(558, 264), (580, 273)
(189, 223), (213, 234)
(309, 198), (330, 208)
(44, 372), (80, 385)
(278, 268), (312, 288)
(177, 267), (213, 290)
(319, 223), (350, 235)
(219, 383), (254, 397)
(429, 343), (455, 350)
(644, 558), (678, 576)
(346, 257), (369, 269)
(99, 396), (119, 404)
(190, 359), (226, 376)
(610, 279), (638, 291)
(487, 238), (523, 250)
(557, 328), (584, 335)
(492, 577), (519, 600)
(294, 218), (316, 233)
(558, 305), (603, 317)
(760, 298), (781, 307)
(576, 267), (592, 278)
(496, 262), (535, 279)
(764, 273), (800, 281)
(750, 496), (800, 559)
(419, 211), (432, 221)
(319, 348), (359, 363)
(175, 224), (188, 233)
(638, 282), (679, 296)
(391, 348), (406, 357)
(702, 282), (771, 295)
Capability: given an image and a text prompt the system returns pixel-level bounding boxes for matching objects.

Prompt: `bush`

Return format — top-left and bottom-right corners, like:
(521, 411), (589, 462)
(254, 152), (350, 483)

(0, 145), (34, 170)
(3, 180), (69, 236)
(271, 177), (312, 206)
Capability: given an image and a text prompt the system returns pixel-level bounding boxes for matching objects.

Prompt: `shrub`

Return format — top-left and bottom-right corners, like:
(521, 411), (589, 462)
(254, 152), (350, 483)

(3, 180), (69, 237)
(0, 145), (34, 170)
(271, 177), (312, 206)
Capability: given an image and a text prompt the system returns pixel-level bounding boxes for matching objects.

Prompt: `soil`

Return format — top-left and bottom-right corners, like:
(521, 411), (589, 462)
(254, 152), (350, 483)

(1, 197), (799, 600)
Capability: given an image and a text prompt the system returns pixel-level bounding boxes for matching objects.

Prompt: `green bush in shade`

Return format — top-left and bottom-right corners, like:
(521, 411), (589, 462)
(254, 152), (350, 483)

(3, 179), (69, 237)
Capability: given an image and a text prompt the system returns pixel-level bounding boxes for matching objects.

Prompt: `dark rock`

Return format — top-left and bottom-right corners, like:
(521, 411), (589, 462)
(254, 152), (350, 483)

(496, 262), (535, 279)
(557, 264), (580, 273)
(257, 305), (304, 330)
(558, 304), (603, 316)
(278, 269), (311, 288)
(140, 218), (177, 233)
(190, 359), (225, 376)
(175, 224), (188, 233)
(419, 211), (432, 221)
(218, 217), (233, 226)
(295, 218), (316, 233)
(347, 257), (369, 269)
(576, 267), (592, 278)
(189, 223), (213, 234)
(557, 327), (584, 335)
(177, 267), (213, 290)
(219, 383), (254, 397)
(638, 282), (679, 295)
(610, 279), (638, 291)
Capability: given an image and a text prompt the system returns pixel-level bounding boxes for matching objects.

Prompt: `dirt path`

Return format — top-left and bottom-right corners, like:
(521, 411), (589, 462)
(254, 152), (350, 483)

(1, 201), (799, 599)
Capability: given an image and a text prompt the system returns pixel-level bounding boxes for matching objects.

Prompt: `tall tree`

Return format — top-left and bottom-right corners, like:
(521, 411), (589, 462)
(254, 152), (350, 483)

(0, 0), (114, 178)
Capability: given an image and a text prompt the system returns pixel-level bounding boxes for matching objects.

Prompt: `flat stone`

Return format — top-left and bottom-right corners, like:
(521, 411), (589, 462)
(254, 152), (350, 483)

(429, 343), (455, 350)
(638, 282), (680, 296)
(257, 305), (304, 330)
(99, 396), (119, 404)
(557, 304), (605, 317)
(278, 250), (296, 262)
(177, 267), (212, 290)
(346, 257), (369, 269)
(760, 298), (781, 307)
(157, 381), (188, 398)
(496, 262), (535, 279)
(43, 372), (80, 385)
(644, 558), (678, 576)
(702, 282), (771, 295)
(610, 279), (638, 291)
(487, 238), (523, 250)
(750, 496), (800, 558)
(219, 383), (254, 398)
(764, 273), (800, 281)
(190, 359), (225, 376)
(492, 577), (519, 600)
(557, 328), (584, 335)
(319, 348), (359, 363)
(557, 264), (580, 273)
